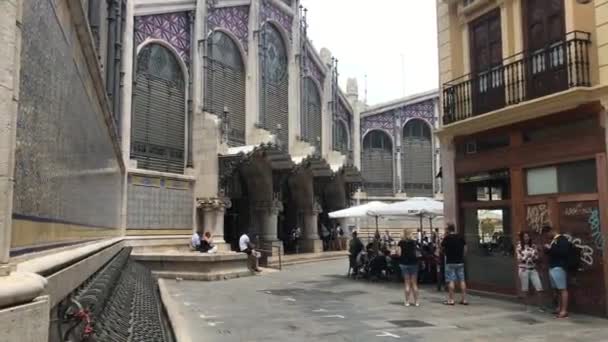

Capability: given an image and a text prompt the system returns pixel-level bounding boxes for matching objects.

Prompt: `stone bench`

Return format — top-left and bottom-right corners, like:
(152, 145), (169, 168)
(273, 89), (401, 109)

(132, 251), (251, 281)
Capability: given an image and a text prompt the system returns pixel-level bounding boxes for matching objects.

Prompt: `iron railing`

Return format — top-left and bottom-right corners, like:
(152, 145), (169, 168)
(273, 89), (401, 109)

(442, 31), (591, 125)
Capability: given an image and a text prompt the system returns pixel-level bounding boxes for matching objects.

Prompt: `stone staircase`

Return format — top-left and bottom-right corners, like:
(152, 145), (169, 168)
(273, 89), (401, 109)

(267, 251), (349, 268)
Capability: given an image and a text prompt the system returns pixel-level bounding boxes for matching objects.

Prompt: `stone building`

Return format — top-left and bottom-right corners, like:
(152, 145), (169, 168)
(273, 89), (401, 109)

(436, 0), (608, 316)
(0, 0), (364, 339)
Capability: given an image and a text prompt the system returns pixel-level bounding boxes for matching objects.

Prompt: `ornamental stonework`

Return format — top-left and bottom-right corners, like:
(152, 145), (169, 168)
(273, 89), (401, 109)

(135, 12), (192, 66)
(208, 6), (250, 52)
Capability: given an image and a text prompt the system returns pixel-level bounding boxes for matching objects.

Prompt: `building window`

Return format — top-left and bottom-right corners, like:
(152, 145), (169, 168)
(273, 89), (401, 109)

(301, 77), (322, 150)
(526, 159), (597, 195)
(402, 119), (433, 196)
(206, 31), (246, 146)
(362, 130), (394, 196)
(261, 23), (289, 147)
(131, 43), (186, 174)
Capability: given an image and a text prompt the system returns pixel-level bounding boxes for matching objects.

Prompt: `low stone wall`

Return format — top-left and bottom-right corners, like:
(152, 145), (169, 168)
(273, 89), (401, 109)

(132, 252), (251, 281)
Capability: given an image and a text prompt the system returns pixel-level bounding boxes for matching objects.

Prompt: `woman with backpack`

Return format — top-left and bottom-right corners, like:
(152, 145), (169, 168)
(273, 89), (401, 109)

(516, 231), (544, 311)
(397, 230), (421, 307)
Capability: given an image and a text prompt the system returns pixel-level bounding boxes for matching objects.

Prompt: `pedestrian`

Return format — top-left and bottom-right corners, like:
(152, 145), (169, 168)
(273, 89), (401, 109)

(239, 232), (261, 272)
(516, 231), (543, 311)
(200, 231), (218, 254)
(397, 230), (420, 307)
(542, 225), (570, 318)
(321, 223), (330, 251)
(348, 231), (364, 277)
(441, 223), (468, 305)
(337, 224), (345, 250)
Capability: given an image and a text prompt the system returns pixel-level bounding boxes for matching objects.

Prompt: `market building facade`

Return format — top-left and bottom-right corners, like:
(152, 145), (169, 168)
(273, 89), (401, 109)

(437, 0), (608, 315)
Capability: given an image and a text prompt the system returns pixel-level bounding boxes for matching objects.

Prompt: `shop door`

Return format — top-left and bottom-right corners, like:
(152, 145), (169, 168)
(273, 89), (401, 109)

(463, 207), (516, 294)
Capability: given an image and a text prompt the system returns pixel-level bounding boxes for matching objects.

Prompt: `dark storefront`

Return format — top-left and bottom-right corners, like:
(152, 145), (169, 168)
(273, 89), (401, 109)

(454, 105), (608, 316)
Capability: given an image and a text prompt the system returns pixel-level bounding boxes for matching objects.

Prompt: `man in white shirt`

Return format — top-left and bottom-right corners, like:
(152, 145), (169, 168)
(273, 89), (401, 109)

(191, 231), (201, 251)
(239, 233), (261, 272)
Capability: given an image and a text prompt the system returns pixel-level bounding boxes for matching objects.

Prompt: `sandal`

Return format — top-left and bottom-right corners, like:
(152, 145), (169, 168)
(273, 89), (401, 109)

(459, 301), (469, 306)
(443, 301), (455, 306)
(555, 312), (569, 319)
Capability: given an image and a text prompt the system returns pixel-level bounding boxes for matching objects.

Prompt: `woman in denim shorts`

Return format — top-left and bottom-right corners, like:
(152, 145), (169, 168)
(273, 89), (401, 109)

(516, 231), (544, 311)
(397, 230), (421, 307)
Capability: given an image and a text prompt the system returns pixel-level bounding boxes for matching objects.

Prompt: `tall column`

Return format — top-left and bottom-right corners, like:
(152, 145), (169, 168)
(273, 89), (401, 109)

(394, 115), (403, 194)
(0, 0), (22, 275)
(254, 199), (284, 255)
(301, 200), (323, 253)
(245, 0), (261, 142)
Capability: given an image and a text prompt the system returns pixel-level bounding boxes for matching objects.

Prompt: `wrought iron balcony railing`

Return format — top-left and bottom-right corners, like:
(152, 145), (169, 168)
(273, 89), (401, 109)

(442, 31), (591, 125)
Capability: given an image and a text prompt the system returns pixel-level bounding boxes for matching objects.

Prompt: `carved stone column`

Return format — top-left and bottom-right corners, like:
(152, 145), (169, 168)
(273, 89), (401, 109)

(301, 200), (323, 253)
(197, 197), (232, 250)
(253, 198), (284, 255)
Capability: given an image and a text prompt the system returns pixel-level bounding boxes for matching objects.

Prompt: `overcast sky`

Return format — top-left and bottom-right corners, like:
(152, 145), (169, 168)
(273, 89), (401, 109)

(300, 0), (439, 106)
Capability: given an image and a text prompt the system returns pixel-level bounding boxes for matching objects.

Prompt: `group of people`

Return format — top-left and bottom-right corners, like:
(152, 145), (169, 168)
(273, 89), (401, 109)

(517, 225), (573, 318)
(394, 224), (468, 307)
(190, 231), (218, 254)
(321, 223), (346, 251)
(349, 223), (572, 318)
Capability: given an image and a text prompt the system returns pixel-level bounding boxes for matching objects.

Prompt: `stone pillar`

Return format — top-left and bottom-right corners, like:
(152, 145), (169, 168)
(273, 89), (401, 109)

(254, 199), (284, 255)
(197, 197), (231, 251)
(301, 200), (323, 253)
(0, 0), (22, 274)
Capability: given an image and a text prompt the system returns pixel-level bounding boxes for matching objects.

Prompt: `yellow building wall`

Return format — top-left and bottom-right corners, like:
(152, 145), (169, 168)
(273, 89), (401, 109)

(438, 0), (601, 90)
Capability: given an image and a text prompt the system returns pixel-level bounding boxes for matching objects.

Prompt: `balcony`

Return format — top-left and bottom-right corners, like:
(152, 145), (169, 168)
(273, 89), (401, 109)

(442, 31), (591, 125)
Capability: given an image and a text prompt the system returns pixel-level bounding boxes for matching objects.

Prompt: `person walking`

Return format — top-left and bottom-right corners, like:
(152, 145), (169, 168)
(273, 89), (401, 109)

(542, 225), (570, 318)
(441, 223), (468, 306)
(516, 231), (543, 311)
(397, 230), (420, 307)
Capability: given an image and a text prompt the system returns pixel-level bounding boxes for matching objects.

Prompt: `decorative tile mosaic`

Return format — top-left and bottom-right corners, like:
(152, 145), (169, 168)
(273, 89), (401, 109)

(361, 100), (436, 139)
(208, 5), (250, 52)
(127, 178), (194, 229)
(13, 0), (122, 229)
(305, 48), (325, 85)
(261, 0), (293, 39)
(135, 12), (192, 66)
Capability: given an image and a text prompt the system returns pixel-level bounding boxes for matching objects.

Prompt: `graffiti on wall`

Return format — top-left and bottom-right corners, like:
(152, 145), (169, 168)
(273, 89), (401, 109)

(560, 202), (603, 267)
(526, 204), (551, 234)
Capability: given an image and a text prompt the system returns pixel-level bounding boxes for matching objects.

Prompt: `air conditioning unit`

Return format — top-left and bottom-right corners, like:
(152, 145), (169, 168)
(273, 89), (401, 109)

(465, 140), (477, 154)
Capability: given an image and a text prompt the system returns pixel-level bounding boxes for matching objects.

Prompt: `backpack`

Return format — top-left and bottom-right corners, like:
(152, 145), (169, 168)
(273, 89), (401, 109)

(556, 235), (582, 272)
(566, 242), (582, 272)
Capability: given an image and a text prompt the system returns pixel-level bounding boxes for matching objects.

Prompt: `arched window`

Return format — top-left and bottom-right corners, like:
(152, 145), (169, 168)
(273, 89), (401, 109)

(261, 23), (289, 148)
(362, 130), (394, 196)
(302, 77), (322, 150)
(206, 31), (246, 146)
(335, 120), (349, 154)
(402, 119), (433, 196)
(131, 43), (186, 174)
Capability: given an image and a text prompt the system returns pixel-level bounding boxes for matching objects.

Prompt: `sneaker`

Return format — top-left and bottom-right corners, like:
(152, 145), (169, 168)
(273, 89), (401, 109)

(414, 302), (420, 307)
(404, 301), (410, 307)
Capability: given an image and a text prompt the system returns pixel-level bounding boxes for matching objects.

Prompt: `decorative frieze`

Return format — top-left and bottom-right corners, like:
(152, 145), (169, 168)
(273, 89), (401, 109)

(134, 12), (192, 66)
(208, 5), (250, 52)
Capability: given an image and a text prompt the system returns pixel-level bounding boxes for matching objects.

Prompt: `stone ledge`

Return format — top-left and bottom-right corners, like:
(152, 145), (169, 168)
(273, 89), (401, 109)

(0, 296), (49, 342)
(132, 252), (251, 282)
(0, 272), (47, 309)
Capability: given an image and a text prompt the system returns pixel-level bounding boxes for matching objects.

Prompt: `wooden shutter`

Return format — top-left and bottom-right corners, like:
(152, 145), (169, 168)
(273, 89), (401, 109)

(402, 120), (433, 197)
(470, 9), (504, 115)
(524, 0), (567, 99)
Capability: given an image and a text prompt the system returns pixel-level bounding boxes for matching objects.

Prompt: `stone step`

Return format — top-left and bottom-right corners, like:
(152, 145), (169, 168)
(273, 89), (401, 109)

(266, 251), (349, 268)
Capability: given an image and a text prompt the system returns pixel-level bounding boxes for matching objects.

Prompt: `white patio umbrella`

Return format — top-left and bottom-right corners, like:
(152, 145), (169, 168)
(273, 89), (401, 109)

(328, 201), (388, 241)
(328, 201), (388, 219)
(368, 197), (444, 240)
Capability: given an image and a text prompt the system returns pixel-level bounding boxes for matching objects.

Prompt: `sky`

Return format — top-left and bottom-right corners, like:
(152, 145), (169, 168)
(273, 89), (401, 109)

(300, 0), (439, 106)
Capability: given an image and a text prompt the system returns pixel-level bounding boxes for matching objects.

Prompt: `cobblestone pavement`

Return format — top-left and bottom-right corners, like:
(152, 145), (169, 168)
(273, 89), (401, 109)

(163, 259), (608, 342)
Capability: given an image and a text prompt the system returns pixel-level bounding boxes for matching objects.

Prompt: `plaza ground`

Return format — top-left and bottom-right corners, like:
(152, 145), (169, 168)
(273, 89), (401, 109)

(163, 259), (608, 342)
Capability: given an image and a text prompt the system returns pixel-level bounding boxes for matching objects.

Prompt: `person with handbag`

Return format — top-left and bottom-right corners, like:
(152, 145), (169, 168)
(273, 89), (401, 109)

(397, 229), (421, 307)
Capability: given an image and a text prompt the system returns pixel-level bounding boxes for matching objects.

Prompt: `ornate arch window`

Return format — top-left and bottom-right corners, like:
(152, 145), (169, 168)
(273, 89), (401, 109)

(362, 130), (394, 196)
(301, 77), (322, 150)
(402, 119), (433, 196)
(261, 23), (289, 148)
(131, 43), (186, 174)
(206, 31), (246, 146)
(335, 120), (349, 154)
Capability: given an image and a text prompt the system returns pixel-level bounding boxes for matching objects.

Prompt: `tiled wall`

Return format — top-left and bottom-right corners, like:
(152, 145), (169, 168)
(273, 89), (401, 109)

(12, 0), (123, 233)
(126, 175), (193, 230)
